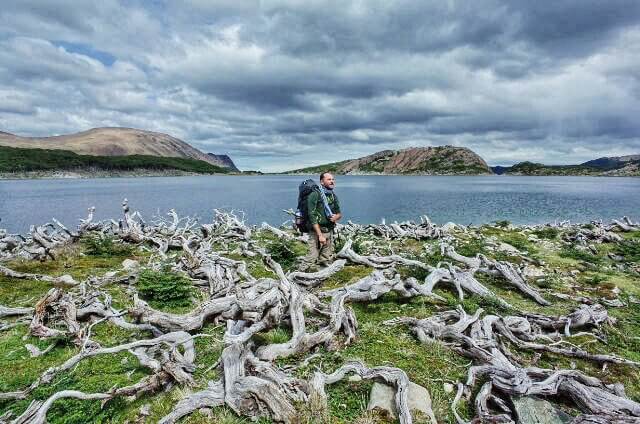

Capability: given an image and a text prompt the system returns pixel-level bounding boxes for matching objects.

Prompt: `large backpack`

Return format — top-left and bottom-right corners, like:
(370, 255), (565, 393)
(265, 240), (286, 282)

(295, 179), (320, 233)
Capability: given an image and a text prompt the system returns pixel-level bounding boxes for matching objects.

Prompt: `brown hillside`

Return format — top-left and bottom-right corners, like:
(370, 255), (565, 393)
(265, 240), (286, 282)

(0, 127), (232, 168)
(336, 146), (492, 175)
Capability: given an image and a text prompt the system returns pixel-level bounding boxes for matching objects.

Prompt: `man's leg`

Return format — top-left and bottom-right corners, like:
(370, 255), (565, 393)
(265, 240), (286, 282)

(299, 232), (321, 271)
(318, 231), (334, 267)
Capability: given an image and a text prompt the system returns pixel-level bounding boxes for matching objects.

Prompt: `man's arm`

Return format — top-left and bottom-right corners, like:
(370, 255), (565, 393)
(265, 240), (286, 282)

(329, 195), (342, 223)
(307, 192), (327, 245)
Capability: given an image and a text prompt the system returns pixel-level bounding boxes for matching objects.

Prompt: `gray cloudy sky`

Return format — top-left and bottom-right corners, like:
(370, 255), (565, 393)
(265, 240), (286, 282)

(1, 0), (640, 171)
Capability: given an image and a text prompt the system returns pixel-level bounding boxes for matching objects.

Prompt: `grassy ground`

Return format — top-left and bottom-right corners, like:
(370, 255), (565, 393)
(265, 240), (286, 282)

(0, 225), (639, 423)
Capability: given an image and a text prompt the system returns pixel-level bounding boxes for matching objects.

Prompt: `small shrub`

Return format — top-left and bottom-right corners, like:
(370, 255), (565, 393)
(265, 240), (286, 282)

(137, 268), (194, 307)
(266, 239), (301, 269)
(494, 220), (511, 228)
(583, 274), (608, 286)
(456, 238), (486, 257)
(533, 227), (560, 240)
(559, 247), (603, 265)
(500, 233), (531, 252)
(81, 235), (134, 257)
(616, 240), (640, 262)
(334, 235), (366, 255)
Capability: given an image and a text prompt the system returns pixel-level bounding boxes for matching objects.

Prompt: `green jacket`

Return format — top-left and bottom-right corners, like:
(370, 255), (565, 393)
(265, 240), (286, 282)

(307, 190), (341, 232)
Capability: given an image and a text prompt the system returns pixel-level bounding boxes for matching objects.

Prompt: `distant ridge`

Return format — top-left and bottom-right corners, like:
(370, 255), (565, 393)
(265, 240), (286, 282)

(0, 127), (237, 170)
(207, 153), (239, 172)
(491, 154), (640, 176)
(287, 146), (492, 175)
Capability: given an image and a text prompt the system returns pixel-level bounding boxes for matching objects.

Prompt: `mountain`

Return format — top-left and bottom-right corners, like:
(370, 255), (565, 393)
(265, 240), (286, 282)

(288, 146), (492, 175)
(0, 145), (230, 177)
(492, 154), (640, 176)
(580, 154), (640, 170)
(207, 153), (239, 172)
(0, 127), (236, 170)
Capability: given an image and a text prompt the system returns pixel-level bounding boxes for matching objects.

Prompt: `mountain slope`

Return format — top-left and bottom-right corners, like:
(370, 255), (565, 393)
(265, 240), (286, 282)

(0, 127), (235, 170)
(289, 146), (492, 175)
(207, 153), (239, 172)
(580, 154), (640, 170)
(492, 154), (640, 176)
(0, 145), (230, 176)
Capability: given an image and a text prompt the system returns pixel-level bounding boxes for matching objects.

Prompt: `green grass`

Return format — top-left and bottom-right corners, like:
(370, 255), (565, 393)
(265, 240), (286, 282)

(2, 224), (640, 423)
(137, 267), (195, 309)
(533, 227), (561, 240)
(559, 246), (604, 265)
(81, 234), (135, 257)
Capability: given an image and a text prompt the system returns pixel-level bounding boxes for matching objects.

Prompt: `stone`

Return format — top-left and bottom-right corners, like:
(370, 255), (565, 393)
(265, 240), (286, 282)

(497, 242), (521, 254)
(139, 404), (151, 416)
(443, 383), (455, 394)
(122, 259), (140, 270)
(512, 396), (571, 424)
(58, 274), (76, 285)
(441, 222), (457, 233)
(522, 265), (545, 279)
(368, 382), (436, 424)
(348, 374), (362, 382)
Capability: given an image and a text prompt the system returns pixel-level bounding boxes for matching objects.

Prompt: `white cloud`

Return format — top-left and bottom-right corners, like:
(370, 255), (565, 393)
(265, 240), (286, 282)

(0, 0), (639, 171)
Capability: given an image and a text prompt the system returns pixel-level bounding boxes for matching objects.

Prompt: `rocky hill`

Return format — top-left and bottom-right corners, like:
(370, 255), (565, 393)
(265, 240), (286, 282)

(493, 154), (640, 176)
(0, 127), (236, 170)
(207, 153), (239, 172)
(288, 146), (492, 175)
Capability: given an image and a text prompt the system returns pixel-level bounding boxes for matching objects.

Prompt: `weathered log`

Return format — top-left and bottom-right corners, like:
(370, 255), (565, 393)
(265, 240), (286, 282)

(11, 391), (112, 424)
(338, 239), (433, 270)
(309, 361), (417, 424)
(0, 264), (77, 286)
(493, 261), (550, 305)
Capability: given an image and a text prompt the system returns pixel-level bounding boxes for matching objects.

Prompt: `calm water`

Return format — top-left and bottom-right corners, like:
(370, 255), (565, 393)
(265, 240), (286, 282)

(1, 175), (639, 234)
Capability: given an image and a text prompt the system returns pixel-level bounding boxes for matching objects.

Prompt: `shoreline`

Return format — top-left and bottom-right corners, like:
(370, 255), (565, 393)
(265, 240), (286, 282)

(1, 170), (638, 180)
(0, 169), (239, 180)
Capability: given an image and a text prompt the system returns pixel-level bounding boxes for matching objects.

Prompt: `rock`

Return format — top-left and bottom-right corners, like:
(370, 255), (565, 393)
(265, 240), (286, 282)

(198, 408), (213, 418)
(443, 383), (454, 394)
(602, 298), (625, 307)
(139, 404), (151, 416)
(348, 374), (362, 382)
(522, 265), (545, 279)
(512, 396), (571, 424)
(441, 222), (457, 233)
(368, 382), (436, 424)
(122, 259), (140, 270)
(497, 242), (521, 255)
(58, 274), (76, 285)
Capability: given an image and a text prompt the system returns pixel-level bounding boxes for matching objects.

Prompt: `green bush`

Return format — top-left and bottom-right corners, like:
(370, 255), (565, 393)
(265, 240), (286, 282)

(81, 235), (134, 257)
(137, 268), (194, 307)
(494, 220), (511, 228)
(617, 240), (640, 262)
(500, 233), (531, 251)
(559, 247), (603, 265)
(266, 239), (301, 269)
(533, 227), (560, 240)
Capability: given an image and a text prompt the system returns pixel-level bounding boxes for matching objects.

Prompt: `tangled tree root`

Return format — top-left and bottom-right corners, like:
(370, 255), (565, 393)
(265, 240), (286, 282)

(1, 204), (639, 423)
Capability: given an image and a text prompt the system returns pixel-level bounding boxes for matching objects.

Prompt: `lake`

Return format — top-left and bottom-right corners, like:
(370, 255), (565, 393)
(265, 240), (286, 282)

(1, 175), (639, 234)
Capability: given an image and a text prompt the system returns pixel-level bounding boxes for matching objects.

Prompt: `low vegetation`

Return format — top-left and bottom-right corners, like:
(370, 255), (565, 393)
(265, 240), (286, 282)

(0, 207), (639, 423)
(0, 145), (230, 175)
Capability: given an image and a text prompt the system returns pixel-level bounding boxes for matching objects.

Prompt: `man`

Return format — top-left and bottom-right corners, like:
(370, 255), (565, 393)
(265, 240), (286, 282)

(300, 172), (342, 270)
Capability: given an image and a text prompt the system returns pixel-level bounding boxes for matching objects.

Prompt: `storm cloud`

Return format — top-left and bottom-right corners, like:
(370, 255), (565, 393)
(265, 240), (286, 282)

(1, 0), (639, 171)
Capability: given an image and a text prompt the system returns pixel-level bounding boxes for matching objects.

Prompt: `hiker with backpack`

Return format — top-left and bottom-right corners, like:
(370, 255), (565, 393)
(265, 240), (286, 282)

(296, 172), (342, 271)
